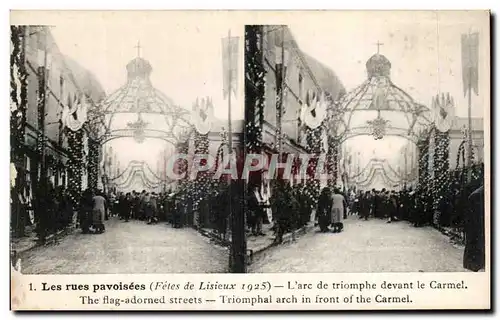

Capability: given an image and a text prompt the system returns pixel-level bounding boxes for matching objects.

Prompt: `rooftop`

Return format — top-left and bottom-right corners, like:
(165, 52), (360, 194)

(62, 55), (107, 104)
(301, 52), (346, 99)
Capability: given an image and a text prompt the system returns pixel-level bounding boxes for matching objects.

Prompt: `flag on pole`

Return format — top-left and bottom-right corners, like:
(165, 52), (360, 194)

(274, 28), (290, 92)
(461, 32), (479, 97)
(222, 36), (239, 99)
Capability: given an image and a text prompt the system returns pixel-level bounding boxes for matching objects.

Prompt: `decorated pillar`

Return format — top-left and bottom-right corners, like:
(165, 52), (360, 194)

(175, 139), (190, 217)
(431, 93), (454, 226)
(10, 26), (29, 237)
(64, 94), (89, 208)
(326, 140), (339, 188)
(191, 97), (214, 228)
(67, 130), (84, 207)
(416, 129), (433, 225)
(324, 99), (344, 189)
(301, 90), (328, 207)
(10, 26), (28, 173)
(244, 25), (265, 186)
(87, 138), (100, 192)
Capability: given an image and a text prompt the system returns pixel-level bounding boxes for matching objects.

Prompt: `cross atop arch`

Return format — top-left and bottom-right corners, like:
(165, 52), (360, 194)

(374, 41), (384, 54)
(134, 40), (142, 58)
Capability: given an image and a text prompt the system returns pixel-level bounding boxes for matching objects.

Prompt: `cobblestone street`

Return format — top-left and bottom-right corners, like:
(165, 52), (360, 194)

(19, 218), (228, 274)
(249, 216), (467, 273)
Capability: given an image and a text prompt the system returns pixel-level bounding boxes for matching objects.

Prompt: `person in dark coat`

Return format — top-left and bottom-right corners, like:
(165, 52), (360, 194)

(79, 189), (93, 234)
(122, 193), (131, 222)
(372, 189), (380, 218)
(247, 184), (266, 236)
(270, 180), (292, 244)
(399, 189), (409, 221)
(316, 187), (333, 232)
(386, 190), (398, 223)
(360, 190), (371, 220)
(463, 185), (485, 272)
(118, 193), (125, 220)
(59, 187), (74, 229)
(10, 179), (27, 238)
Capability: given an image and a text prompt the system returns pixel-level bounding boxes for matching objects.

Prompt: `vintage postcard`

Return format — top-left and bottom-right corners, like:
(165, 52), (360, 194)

(10, 10), (490, 310)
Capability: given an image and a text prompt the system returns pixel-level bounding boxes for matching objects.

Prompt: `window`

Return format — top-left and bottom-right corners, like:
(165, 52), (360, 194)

(298, 73), (303, 102)
(60, 76), (64, 98)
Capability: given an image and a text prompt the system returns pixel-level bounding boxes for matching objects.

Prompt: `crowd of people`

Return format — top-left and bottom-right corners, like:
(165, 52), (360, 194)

(10, 181), (75, 240)
(77, 189), (189, 234)
(14, 172), (482, 272)
(246, 181), (318, 244)
(348, 188), (416, 224)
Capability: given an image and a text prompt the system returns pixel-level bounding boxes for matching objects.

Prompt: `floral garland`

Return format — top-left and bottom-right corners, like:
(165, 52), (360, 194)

(327, 137), (339, 188)
(10, 26), (28, 169)
(67, 129), (84, 207)
(87, 138), (100, 191)
(175, 141), (190, 204)
(192, 131), (210, 222)
(416, 130), (433, 219)
(36, 60), (47, 161)
(304, 126), (322, 206)
(244, 25), (265, 154)
(213, 131), (229, 188)
(432, 129), (450, 225)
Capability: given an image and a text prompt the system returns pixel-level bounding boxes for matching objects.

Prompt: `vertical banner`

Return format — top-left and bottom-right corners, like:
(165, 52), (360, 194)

(222, 36), (239, 99)
(461, 32), (479, 96)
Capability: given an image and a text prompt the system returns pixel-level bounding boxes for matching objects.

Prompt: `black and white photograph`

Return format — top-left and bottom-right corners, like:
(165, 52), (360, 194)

(8, 10), (491, 311)
(243, 13), (488, 273)
(10, 14), (245, 274)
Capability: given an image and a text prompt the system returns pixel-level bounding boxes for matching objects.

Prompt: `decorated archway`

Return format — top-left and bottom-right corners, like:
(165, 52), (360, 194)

(324, 51), (434, 190)
(91, 54), (193, 193)
(107, 160), (171, 193)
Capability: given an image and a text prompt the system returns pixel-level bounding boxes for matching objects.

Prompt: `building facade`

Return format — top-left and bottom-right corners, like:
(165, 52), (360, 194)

(245, 25), (345, 189)
(10, 26), (105, 233)
(260, 25), (345, 153)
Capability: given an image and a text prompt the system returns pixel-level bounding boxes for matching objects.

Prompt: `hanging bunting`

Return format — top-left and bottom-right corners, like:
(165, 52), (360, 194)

(63, 93), (89, 132)
(433, 92), (455, 133)
(461, 32), (479, 97)
(192, 97), (215, 135)
(302, 90), (327, 129)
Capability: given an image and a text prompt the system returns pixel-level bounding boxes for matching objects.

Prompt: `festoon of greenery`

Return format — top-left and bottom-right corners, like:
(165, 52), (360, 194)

(67, 129), (84, 208)
(270, 179), (300, 234)
(416, 130), (433, 220)
(325, 96), (341, 188)
(327, 138), (340, 188)
(212, 133), (229, 192)
(33, 50), (50, 241)
(175, 141), (190, 204)
(244, 25), (265, 154)
(432, 129), (451, 226)
(10, 26), (28, 171)
(87, 138), (100, 192)
(193, 131), (210, 226)
(304, 126), (322, 207)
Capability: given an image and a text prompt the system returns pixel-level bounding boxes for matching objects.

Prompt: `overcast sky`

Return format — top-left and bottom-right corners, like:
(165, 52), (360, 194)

(290, 11), (488, 119)
(50, 13), (244, 120)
